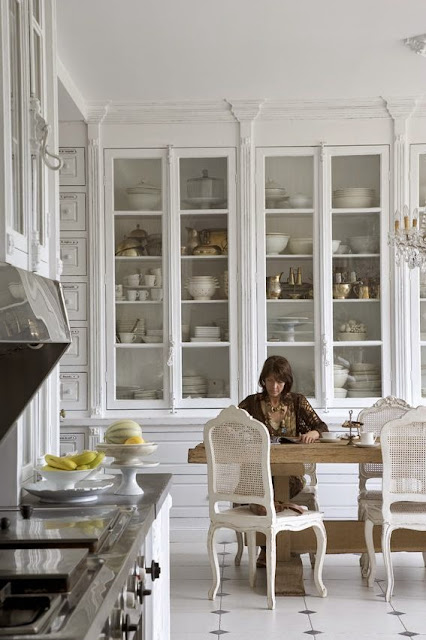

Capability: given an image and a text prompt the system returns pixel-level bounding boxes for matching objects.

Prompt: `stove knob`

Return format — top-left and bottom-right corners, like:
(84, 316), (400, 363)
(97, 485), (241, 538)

(147, 560), (161, 581)
(125, 576), (137, 608)
(20, 505), (33, 519)
(122, 614), (137, 640)
(109, 608), (124, 639)
(0, 517), (10, 530)
(136, 582), (152, 604)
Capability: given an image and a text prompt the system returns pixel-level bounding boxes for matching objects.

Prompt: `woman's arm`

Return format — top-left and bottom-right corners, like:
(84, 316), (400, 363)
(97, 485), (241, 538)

(297, 395), (328, 442)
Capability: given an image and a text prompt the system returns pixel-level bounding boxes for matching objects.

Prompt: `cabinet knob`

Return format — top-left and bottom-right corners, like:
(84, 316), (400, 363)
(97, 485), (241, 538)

(136, 582), (152, 604)
(122, 614), (137, 640)
(147, 560), (161, 581)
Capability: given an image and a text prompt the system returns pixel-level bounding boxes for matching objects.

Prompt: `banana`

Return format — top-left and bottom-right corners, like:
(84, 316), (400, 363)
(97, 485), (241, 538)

(76, 464), (90, 470)
(69, 451), (98, 466)
(45, 454), (77, 471)
(87, 451), (106, 469)
(42, 464), (60, 472)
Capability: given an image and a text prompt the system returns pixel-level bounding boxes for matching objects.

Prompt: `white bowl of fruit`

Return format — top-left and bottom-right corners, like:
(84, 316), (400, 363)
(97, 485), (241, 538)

(38, 450), (106, 490)
(97, 420), (158, 465)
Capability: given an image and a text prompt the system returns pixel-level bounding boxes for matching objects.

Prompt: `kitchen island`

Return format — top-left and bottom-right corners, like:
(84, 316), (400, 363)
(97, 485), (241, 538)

(0, 473), (172, 640)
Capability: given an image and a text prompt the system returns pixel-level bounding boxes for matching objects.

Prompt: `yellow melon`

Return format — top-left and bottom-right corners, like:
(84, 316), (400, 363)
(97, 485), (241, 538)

(124, 436), (145, 445)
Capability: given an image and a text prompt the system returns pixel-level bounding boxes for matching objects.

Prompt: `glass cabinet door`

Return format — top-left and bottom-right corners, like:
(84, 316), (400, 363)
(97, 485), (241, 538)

(329, 147), (389, 406)
(105, 150), (167, 408)
(256, 149), (319, 403)
(176, 149), (236, 408)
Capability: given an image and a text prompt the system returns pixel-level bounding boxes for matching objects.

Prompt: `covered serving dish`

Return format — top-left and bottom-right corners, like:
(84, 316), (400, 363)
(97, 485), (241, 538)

(126, 178), (161, 210)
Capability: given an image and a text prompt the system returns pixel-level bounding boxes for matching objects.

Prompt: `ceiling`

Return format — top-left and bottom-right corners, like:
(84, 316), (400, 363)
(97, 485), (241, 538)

(56, 0), (426, 110)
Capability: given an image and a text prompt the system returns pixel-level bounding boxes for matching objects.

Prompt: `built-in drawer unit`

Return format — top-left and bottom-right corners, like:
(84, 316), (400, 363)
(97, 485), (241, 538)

(60, 238), (87, 276)
(60, 192), (86, 231)
(62, 283), (87, 321)
(60, 372), (88, 411)
(62, 328), (88, 366)
(59, 147), (86, 186)
(60, 432), (86, 455)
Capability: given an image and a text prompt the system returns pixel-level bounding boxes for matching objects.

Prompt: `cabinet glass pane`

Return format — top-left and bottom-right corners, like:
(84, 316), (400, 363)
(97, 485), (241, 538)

(180, 157), (230, 401)
(113, 159), (162, 211)
(32, 0), (41, 23)
(264, 155), (316, 397)
(9, 0), (24, 235)
(331, 154), (382, 400)
(112, 158), (164, 403)
(180, 158), (228, 210)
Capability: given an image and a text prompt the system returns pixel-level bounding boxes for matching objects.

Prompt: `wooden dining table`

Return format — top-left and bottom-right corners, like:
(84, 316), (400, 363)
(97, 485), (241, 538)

(188, 439), (426, 595)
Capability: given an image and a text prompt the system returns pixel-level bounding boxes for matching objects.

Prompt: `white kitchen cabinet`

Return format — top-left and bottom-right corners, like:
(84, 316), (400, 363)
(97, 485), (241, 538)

(256, 145), (390, 410)
(0, 0), (58, 275)
(62, 282), (87, 320)
(60, 192), (86, 231)
(59, 147), (86, 186)
(104, 148), (236, 410)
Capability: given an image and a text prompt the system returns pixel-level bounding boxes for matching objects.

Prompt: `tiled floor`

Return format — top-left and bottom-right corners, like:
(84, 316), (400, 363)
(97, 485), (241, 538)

(171, 540), (426, 639)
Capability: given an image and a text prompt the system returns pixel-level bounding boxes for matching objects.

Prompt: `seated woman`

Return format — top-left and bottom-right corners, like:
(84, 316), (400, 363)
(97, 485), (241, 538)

(238, 355), (329, 565)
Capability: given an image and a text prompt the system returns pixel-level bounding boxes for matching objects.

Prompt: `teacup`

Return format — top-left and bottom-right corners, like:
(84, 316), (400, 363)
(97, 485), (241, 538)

(125, 274), (140, 286)
(118, 332), (136, 343)
(321, 432), (337, 441)
(151, 288), (163, 301)
(144, 274), (156, 286)
(115, 284), (123, 297)
(359, 432), (376, 445)
(126, 290), (138, 301)
(138, 289), (149, 301)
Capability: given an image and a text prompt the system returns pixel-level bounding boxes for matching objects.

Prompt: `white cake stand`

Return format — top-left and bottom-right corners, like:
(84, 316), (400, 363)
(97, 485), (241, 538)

(107, 461), (159, 495)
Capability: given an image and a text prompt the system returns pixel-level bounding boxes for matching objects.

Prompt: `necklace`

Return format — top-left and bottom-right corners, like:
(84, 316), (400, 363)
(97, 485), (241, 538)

(265, 399), (286, 414)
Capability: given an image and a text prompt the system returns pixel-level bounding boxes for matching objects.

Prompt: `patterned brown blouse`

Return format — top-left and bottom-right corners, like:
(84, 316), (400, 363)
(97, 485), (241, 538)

(238, 392), (328, 439)
(238, 392), (328, 499)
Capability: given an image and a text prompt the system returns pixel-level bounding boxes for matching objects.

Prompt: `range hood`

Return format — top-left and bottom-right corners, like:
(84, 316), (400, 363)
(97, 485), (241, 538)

(0, 263), (71, 443)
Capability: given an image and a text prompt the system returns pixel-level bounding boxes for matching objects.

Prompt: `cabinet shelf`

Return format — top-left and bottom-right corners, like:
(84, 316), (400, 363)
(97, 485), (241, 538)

(181, 255), (227, 260)
(333, 299), (380, 303)
(181, 299), (228, 304)
(333, 254), (379, 259)
(267, 341), (315, 346)
(265, 209), (314, 216)
(179, 208), (228, 214)
(115, 343), (163, 348)
(115, 256), (162, 261)
(266, 254), (313, 259)
(331, 208), (381, 214)
(333, 340), (382, 346)
(182, 342), (230, 347)
(115, 301), (163, 305)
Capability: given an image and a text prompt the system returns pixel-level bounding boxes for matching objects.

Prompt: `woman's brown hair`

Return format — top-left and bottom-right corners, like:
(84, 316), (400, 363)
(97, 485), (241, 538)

(258, 355), (293, 397)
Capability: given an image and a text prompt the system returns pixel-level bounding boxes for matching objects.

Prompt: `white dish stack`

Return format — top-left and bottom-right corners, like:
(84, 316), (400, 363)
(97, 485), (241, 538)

(186, 275), (219, 300)
(333, 363), (348, 398)
(144, 329), (163, 343)
(133, 388), (158, 400)
(191, 326), (221, 342)
(182, 375), (208, 398)
(332, 187), (376, 208)
(346, 363), (381, 397)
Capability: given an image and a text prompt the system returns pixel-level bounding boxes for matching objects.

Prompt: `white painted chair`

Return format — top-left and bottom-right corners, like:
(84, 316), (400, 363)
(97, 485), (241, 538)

(356, 397), (412, 576)
(364, 406), (426, 601)
(234, 462), (319, 567)
(204, 405), (327, 609)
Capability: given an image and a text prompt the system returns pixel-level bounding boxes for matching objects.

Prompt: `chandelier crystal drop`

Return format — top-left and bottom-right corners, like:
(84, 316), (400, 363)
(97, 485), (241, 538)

(389, 205), (426, 270)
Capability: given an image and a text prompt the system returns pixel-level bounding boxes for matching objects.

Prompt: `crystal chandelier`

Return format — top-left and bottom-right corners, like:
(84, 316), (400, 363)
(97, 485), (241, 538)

(389, 205), (426, 270)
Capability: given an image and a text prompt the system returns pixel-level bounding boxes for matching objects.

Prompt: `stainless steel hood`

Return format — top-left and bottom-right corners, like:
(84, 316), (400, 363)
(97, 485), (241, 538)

(0, 263), (71, 443)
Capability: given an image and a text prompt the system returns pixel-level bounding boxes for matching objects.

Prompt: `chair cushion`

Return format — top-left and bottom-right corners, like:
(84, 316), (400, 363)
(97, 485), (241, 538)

(358, 490), (382, 502)
(364, 500), (426, 525)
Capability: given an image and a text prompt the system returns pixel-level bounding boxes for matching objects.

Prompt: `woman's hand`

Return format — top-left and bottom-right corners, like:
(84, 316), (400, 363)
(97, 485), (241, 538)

(299, 430), (320, 444)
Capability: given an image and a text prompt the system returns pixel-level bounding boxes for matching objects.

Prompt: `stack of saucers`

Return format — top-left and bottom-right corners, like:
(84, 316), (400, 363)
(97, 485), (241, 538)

(144, 329), (163, 343)
(116, 385), (140, 399)
(182, 375), (207, 398)
(191, 326), (221, 342)
(333, 187), (376, 208)
(346, 363), (381, 397)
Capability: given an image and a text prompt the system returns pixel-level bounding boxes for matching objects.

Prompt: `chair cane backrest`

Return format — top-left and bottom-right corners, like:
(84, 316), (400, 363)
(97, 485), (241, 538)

(381, 407), (426, 521)
(204, 405), (275, 522)
(357, 397), (412, 492)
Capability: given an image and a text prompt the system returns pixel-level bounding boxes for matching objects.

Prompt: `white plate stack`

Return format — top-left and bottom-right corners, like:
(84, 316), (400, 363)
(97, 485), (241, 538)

(186, 276), (219, 301)
(133, 388), (158, 400)
(333, 187), (376, 208)
(182, 375), (207, 397)
(116, 385), (140, 399)
(346, 363), (381, 397)
(144, 329), (163, 343)
(191, 326), (221, 342)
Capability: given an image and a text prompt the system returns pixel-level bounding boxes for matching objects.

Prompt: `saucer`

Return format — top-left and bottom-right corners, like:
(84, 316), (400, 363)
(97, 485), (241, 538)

(319, 437), (338, 443)
(353, 442), (379, 448)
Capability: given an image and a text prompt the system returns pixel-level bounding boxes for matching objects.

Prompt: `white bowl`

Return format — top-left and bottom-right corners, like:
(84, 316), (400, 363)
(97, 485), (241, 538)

(333, 195), (374, 208)
(288, 194), (312, 208)
(350, 363), (378, 373)
(97, 442), (157, 465)
(347, 380), (381, 390)
(287, 238), (313, 255)
(338, 332), (367, 341)
(333, 369), (349, 388)
(38, 467), (95, 490)
(265, 233), (290, 254)
(335, 243), (350, 254)
(187, 281), (217, 300)
(127, 193), (161, 210)
(334, 388), (348, 398)
(348, 236), (380, 254)
(332, 240), (341, 253)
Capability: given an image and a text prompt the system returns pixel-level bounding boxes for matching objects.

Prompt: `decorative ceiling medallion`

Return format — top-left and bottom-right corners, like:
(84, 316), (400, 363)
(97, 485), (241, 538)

(404, 34), (426, 57)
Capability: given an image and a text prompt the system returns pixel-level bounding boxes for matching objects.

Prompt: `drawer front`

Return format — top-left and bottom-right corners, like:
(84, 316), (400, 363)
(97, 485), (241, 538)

(61, 239), (87, 276)
(62, 283), (87, 320)
(60, 373), (88, 410)
(60, 193), (86, 231)
(59, 148), (86, 186)
(60, 433), (86, 455)
(62, 328), (88, 366)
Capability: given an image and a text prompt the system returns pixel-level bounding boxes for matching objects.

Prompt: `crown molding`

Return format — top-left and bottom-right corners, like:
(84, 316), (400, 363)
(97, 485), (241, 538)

(404, 34), (426, 57)
(384, 96), (420, 121)
(82, 96), (426, 125)
(228, 99), (264, 122)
